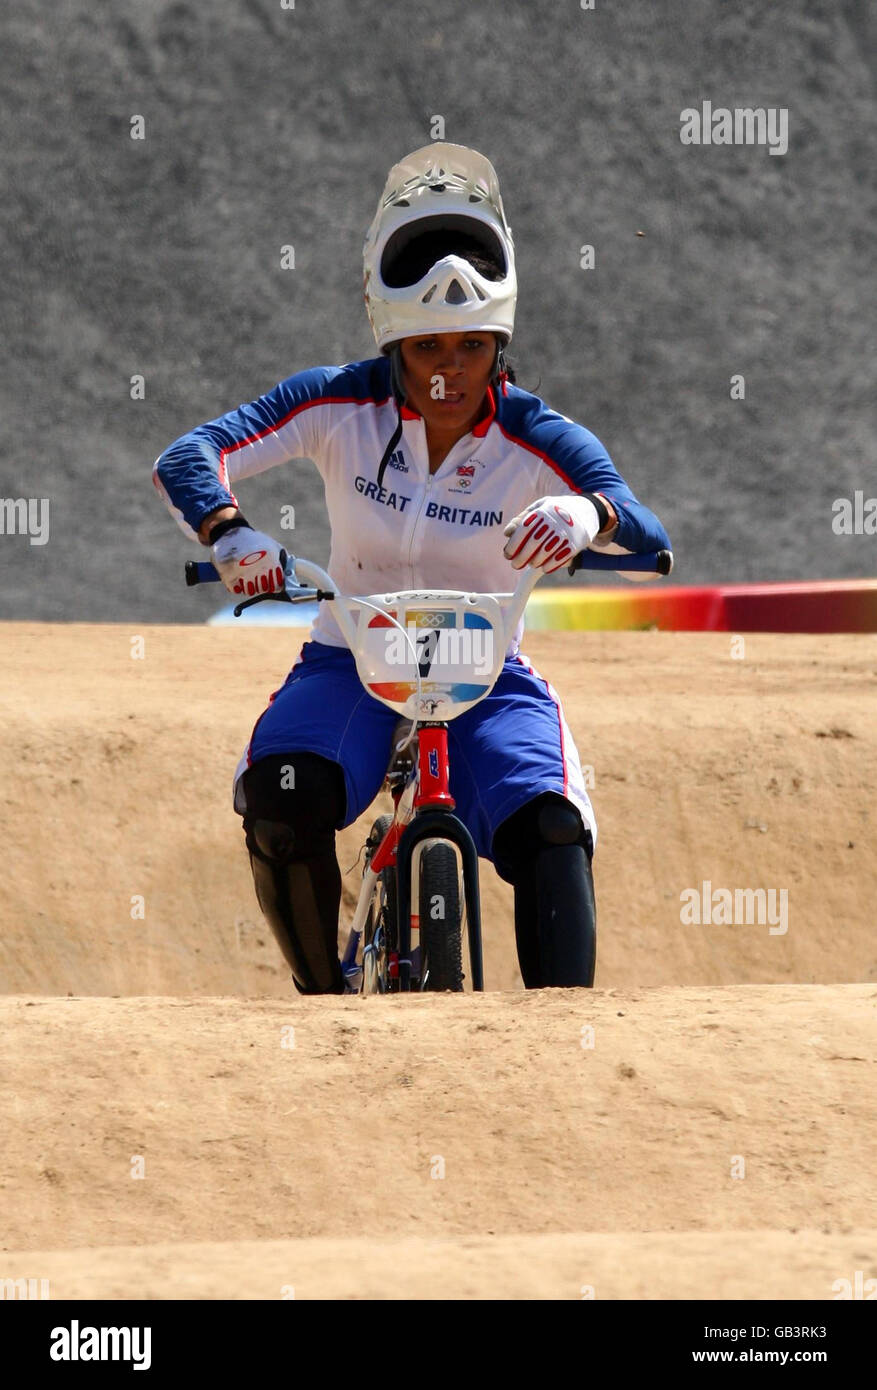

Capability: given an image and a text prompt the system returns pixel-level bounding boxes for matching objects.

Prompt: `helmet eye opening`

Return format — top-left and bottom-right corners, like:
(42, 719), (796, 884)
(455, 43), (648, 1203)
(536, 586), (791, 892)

(380, 216), (507, 289)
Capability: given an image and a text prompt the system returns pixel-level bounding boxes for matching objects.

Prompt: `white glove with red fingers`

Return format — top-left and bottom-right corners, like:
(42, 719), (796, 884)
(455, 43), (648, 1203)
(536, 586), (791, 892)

(502, 495), (603, 573)
(211, 525), (286, 597)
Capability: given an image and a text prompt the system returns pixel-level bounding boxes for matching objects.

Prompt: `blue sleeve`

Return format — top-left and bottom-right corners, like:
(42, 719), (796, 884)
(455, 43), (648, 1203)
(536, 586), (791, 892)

(152, 365), (342, 539)
(523, 398), (672, 553)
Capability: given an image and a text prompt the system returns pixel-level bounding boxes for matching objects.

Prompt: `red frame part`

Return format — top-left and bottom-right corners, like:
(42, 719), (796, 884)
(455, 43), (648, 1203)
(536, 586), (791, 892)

(414, 724), (455, 810)
(371, 721), (455, 877)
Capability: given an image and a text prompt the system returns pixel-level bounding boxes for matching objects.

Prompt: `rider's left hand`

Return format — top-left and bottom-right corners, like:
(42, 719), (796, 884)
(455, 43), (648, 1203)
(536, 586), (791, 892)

(502, 495), (602, 573)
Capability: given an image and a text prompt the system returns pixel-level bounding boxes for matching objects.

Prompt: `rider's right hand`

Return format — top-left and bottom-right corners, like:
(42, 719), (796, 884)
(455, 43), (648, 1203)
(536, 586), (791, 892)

(211, 525), (286, 597)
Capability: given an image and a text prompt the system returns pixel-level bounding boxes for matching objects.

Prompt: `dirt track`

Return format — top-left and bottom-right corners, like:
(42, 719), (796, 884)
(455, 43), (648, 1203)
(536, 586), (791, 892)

(1, 625), (876, 1298)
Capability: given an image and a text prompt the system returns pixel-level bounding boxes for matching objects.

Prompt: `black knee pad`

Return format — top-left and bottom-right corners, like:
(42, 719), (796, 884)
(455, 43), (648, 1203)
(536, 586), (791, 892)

(249, 819), (297, 865)
(492, 792), (592, 883)
(241, 752), (346, 864)
(494, 793), (596, 989)
(240, 753), (346, 995)
(536, 798), (589, 849)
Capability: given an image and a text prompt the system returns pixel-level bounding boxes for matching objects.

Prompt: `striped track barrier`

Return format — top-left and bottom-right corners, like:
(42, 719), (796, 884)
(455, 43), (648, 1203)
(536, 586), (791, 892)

(525, 578), (877, 633)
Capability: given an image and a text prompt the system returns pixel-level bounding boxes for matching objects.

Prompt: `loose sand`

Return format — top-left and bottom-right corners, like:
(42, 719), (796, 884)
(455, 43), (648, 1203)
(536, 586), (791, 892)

(1, 625), (875, 1298)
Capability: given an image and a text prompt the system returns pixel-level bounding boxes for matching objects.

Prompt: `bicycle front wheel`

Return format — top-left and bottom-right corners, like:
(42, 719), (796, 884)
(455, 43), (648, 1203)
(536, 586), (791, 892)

(418, 839), (464, 992)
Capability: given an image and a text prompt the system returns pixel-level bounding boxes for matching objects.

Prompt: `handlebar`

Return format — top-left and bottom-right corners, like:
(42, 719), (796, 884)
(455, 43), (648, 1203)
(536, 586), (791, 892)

(185, 546), (674, 592)
(183, 544), (678, 728)
(569, 548), (674, 576)
(183, 545), (675, 715)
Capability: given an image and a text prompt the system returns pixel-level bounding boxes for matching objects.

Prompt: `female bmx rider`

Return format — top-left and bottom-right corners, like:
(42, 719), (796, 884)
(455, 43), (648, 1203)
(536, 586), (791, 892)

(153, 142), (671, 994)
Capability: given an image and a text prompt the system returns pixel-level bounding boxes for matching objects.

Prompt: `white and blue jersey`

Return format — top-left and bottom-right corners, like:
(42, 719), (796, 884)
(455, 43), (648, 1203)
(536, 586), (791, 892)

(153, 355), (670, 651)
(153, 355), (670, 855)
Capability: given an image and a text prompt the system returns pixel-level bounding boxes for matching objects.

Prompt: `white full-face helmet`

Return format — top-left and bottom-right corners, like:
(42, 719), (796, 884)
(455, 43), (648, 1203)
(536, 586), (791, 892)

(363, 142), (517, 355)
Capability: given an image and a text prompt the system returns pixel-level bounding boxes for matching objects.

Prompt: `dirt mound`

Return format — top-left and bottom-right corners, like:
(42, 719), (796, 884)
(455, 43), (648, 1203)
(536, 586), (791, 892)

(5, 1231), (874, 1302)
(2, 625), (875, 995)
(2, 626), (875, 1299)
(2, 986), (875, 1298)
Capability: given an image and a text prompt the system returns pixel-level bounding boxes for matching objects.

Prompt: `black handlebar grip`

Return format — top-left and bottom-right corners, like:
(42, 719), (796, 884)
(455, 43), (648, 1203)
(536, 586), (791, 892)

(571, 548), (674, 575)
(185, 560), (221, 585)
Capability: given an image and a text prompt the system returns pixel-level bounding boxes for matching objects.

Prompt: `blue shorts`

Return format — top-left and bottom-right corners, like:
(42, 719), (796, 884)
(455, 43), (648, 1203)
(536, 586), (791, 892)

(232, 640), (596, 871)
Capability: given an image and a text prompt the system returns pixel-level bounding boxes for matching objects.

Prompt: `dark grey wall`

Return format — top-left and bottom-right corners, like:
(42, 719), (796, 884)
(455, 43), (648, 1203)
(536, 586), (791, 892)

(1, 0), (874, 621)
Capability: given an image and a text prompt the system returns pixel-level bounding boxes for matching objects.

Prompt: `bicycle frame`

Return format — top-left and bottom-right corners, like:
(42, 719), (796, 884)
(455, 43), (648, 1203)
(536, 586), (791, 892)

(340, 716), (485, 991)
(292, 556), (543, 992)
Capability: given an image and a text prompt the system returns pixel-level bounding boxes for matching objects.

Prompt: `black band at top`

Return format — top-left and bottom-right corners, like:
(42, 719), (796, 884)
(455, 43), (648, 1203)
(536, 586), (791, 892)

(207, 513), (252, 546)
(581, 493), (610, 531)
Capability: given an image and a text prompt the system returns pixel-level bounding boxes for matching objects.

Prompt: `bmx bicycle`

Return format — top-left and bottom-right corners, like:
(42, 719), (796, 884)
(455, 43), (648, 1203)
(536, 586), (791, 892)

(186, 543), (672, 993)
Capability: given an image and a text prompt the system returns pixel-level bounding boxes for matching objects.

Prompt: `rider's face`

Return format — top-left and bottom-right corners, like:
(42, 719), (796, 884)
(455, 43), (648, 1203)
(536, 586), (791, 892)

(398, 332), (497, 435)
